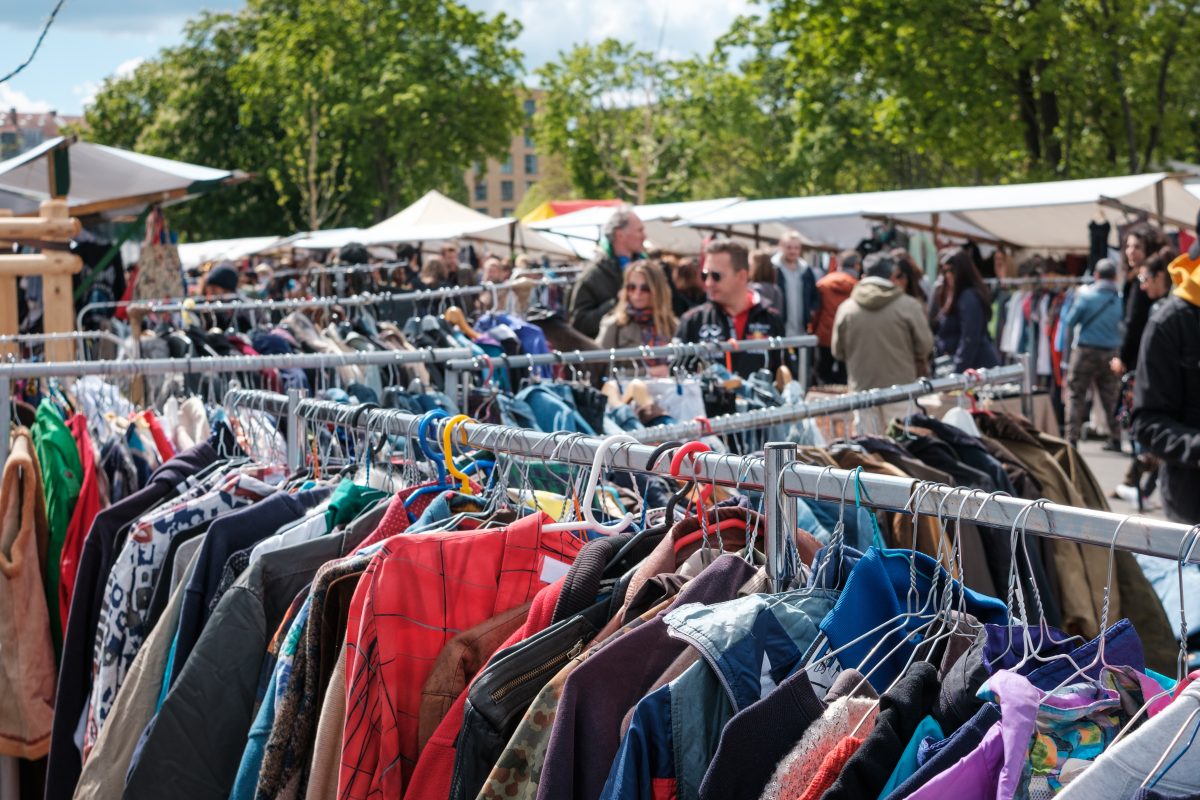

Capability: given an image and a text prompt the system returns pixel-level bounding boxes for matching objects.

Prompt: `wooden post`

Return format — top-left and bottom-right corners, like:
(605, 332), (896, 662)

(0, 209), (13, 360)
(0, 200), (83, 363)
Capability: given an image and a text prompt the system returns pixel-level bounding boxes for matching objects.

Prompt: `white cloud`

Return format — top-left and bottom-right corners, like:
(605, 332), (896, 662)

(0, 84), (53, 112)
(114, 56), (145, 78)
(71, 79), (101, 109)
(468, 0), (752, 71)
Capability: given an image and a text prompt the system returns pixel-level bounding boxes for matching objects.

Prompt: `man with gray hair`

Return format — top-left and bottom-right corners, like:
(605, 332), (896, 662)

(568, 205), (646, 338)
(832, 251), (934, 392)
(1063, 257), (1124, 450)
(772, 230), (822, 339)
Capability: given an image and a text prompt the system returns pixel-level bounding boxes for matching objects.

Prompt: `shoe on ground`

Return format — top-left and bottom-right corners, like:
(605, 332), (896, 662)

(1113, 483), (1161, 510)
(1101, 440), (1124, 453)
(1114, 484), (1139, 504)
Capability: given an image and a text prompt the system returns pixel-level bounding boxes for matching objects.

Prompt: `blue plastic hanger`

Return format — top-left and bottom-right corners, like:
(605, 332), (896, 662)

(404, 409), (454, 521)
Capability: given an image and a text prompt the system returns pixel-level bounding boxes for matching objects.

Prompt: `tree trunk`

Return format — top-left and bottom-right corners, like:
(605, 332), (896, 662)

(1014, 66), (1043, 168)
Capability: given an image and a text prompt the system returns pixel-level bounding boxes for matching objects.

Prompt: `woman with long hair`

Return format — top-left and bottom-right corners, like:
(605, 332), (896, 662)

(890, 248), (929, 305)
(596, 260), (677, 375)
(933, 246), (999, 371)
(1113, 224), (1164, 376)
(748, 248), (786, 312)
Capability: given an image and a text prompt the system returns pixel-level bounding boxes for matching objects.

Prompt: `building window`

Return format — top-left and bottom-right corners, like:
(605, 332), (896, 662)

(474, 181), (487, 201)
(524, 99), (536, 117)
(524, 127), (534, 148)
(524, 154), (538, 175)
(500, 157), (513, 175)
(500, 180), (514, 201)
(502, 207), (514, 216)
(475, 207), (489, 214)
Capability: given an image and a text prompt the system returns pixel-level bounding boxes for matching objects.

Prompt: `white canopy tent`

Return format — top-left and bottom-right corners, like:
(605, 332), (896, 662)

(527, 197), (801, 256)
(677, 173), (1200, 252)
(177, 236), (285, 269)
(360, 190), (576, 258)
(0, 136), (249, 219)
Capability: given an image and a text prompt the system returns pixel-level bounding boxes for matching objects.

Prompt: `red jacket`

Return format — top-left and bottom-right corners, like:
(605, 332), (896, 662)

(58, 415), (103, 633)
(812, 271), (859, 347)
(403, 577), (566, 799)
(338, 513), (584, 800)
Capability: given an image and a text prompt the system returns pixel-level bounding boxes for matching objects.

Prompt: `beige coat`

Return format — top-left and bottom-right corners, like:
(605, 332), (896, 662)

(0, 428), (55, 759)
(832, 277), (934, 392)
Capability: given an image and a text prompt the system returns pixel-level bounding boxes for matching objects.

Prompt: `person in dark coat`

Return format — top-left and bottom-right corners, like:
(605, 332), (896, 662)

(932, 247), (999, 372)
(1132, 245), (1200, 523)
(567, 206), (646, 338)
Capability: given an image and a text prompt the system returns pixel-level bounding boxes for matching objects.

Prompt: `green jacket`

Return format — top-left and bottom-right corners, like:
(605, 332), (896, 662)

(32, 399), (83, 658)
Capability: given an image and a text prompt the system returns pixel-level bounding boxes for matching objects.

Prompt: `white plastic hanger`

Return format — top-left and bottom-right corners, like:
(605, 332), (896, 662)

(542, 433), (637, 534)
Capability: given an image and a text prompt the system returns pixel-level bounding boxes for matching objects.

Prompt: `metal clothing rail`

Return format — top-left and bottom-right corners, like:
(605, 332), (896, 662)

(443, 335), (819, 406)
(0, 347), (471, 466)
(125, 275), (576, 317)
(0, 330), (127, 361)
(277, 396), (1198, 590)
(633, 361), (1030, 443)
(985, 275), (1092, 288)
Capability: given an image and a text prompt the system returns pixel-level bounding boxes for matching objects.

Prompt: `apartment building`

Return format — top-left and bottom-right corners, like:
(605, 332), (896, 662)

(464, 92), (543, 218)
(0, 109), (83, 160)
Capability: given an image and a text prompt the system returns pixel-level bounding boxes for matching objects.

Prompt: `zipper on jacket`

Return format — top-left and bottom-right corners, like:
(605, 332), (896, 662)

(489, 639), (584, 703)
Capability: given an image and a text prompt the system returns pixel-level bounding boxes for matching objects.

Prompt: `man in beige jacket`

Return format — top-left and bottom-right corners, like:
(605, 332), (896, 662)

(832, 252), (934, 392)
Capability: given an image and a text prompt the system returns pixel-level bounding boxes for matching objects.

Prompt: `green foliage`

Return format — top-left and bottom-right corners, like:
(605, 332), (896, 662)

(80, 1), (524, 240)
(534, 40), (697, 204)
(532, 0), (1200, 202)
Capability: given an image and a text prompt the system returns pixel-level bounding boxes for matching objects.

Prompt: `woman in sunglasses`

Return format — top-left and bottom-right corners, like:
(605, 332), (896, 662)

(596, 260), (678, 374)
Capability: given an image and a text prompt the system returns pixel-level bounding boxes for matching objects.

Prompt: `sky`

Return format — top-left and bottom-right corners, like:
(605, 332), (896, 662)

(0, 0), (752, 116)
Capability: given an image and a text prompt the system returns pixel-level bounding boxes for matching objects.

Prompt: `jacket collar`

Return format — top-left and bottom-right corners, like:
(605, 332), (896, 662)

(664, 588), (839, 711)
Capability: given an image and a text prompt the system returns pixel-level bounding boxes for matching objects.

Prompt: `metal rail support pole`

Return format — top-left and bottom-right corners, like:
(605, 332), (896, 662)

(764, 441), (798, 591)
(286, 388), (306, 473)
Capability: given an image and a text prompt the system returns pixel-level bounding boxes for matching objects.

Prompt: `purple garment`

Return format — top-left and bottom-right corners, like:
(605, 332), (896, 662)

(907, 670), (1042, 800)
(536, 553), (758, 800)
(887, 619), (1148, 800)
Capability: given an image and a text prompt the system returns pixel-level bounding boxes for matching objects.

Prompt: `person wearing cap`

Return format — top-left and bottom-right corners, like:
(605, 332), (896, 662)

(1062, 258), (1125, 451)
(1132, 233), (1200, 523)
(202, 263), (241, 298)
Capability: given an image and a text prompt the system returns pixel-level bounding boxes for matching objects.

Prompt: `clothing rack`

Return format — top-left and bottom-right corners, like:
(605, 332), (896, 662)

(125, 274), (576, 318)
(442, 335), (820, 407)
(0, 330), (127, 361)
(263, 395), (1197, 591)
(632, 360), (1030, 443)
(0, 347), (471, 466)
(984, 275), (1092, 288)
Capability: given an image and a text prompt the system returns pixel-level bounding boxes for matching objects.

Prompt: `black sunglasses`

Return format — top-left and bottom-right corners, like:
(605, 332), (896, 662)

(701, 270), (723, 283)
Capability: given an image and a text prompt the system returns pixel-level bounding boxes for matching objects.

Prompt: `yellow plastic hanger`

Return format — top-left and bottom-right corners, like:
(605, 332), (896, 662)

(442, 413), (476, 493)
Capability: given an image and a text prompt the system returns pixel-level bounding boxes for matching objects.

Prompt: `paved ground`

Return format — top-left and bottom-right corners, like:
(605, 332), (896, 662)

(1077, 438), (1170, 521)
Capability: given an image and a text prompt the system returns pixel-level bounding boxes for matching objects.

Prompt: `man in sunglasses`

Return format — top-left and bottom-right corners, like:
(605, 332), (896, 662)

(675, 238), (785, 378)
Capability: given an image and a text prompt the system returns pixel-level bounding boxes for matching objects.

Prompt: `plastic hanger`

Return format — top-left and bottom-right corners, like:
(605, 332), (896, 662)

(542, 433), (637, 535)
(440, 414), (477, 494)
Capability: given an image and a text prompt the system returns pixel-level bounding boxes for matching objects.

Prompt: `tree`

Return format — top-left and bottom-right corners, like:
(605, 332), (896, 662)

(514, 153), (574, 217)
(79, 0), (525, 239)
(534, 40), (696, 204)
(765, 0), (1200, 188)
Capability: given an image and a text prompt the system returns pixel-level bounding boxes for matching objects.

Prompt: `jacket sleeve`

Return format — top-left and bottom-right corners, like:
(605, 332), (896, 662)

(1120, 284), (1152, 367)
(831, 304), (847, 361)
(1132, 307), (1200, 468)
(1062, 292), (1084, 331)
(595, 318), (618, 350)
(954, 290), (988, 370)
(568, 275), (615, 340)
